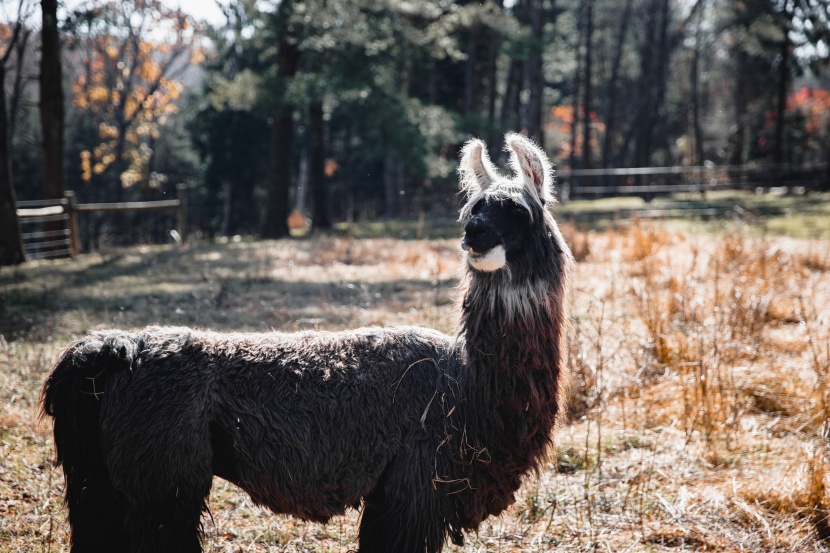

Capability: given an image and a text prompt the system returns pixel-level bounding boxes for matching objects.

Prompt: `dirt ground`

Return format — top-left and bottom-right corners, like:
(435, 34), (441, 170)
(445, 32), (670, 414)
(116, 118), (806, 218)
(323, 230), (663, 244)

(1, 220), (829, 552)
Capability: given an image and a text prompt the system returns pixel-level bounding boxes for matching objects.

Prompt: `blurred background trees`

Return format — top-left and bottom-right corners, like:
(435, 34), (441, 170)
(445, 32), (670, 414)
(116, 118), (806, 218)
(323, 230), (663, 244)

(1, 0), (829, 246)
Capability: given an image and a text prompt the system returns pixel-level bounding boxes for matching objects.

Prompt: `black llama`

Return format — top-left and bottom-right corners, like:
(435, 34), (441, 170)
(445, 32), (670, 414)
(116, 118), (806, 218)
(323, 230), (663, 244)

(42, 133), (572, 553)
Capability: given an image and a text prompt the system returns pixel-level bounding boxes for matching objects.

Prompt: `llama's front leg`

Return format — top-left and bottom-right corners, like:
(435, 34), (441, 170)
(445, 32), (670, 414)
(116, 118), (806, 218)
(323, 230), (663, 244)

(358, 495), (445, 553)
(357, 469), (447, 553)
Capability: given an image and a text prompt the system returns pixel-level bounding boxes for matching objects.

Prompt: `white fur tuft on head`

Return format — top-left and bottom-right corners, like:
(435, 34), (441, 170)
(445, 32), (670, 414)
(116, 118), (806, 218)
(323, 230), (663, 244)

(504, 132), (554, 205)
(459, 139), (500, 199)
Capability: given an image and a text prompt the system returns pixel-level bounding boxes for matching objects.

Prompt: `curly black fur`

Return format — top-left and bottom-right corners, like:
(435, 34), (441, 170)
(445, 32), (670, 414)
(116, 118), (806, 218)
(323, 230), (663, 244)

(42, 134), (572, 553)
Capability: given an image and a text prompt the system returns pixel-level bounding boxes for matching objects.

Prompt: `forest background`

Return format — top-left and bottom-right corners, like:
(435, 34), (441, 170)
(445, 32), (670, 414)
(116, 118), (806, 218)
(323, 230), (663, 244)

(1, 0), (830, 259)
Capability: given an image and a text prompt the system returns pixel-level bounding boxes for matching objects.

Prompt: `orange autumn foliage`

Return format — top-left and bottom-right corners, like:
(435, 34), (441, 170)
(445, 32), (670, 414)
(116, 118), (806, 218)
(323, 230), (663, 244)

(547, 104), (606, 164)
(787, 87), (830, 135)
(71, 0), (202, 189)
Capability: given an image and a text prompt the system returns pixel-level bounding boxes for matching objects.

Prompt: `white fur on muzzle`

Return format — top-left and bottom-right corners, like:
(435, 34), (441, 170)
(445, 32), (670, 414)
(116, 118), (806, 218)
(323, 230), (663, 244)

(467, 245), (507, 272)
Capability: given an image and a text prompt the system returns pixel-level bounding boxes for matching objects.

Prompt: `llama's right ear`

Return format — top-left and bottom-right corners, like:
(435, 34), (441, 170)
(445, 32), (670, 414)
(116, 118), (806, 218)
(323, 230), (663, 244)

(505, 132), (553, 204)
(459, 139), (498, 197)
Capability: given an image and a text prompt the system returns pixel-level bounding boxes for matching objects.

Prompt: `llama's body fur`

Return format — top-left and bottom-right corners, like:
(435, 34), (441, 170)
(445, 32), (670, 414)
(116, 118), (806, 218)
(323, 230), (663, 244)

(48, 327), (457, 522)
(43, 133), (571, 553)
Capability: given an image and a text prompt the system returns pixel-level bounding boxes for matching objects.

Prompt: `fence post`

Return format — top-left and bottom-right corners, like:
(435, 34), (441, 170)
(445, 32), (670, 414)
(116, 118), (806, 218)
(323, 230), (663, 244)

(64, 191), (80, 257)
(176, 183), (187, 243)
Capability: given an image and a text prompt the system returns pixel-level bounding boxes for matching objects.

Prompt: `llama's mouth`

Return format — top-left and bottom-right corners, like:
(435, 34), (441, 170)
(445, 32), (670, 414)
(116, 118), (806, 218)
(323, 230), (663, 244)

(464, 243), (507, 272)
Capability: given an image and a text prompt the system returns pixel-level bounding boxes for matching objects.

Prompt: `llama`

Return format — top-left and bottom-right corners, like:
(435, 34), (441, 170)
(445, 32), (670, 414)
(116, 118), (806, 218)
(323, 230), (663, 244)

(41, 133), (572, 553)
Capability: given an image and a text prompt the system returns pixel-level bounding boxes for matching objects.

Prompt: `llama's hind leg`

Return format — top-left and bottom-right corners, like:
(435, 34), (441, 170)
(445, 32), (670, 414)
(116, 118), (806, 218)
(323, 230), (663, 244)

(105, 427), (213, 552)
(65, 476), (129, 553)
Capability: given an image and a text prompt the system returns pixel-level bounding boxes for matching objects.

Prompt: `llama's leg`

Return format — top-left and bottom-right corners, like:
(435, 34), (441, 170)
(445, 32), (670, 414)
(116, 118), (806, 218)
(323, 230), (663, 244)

(65, 476), (129, 553)
(358, 490), (446, 553)
(357, 455), (447, 553)
(104, 425), (213, 552)
(100, 380), (215, 553)
(123, 492), (208, 553)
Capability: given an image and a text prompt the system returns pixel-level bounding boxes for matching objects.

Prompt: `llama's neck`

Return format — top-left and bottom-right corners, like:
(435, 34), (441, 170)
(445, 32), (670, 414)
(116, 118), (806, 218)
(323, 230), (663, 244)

(460, 273), (565, 452)
(453, 268), (566, 525)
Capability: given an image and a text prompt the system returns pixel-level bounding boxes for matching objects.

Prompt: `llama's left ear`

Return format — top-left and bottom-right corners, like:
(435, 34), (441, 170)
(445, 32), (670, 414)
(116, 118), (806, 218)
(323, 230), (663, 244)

(459, 138), (499, 197)
(505, 133), (553, 203)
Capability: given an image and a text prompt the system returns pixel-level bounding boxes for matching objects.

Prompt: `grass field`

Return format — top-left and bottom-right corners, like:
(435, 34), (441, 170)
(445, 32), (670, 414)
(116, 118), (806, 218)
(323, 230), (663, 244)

(1, 214), (830, 552)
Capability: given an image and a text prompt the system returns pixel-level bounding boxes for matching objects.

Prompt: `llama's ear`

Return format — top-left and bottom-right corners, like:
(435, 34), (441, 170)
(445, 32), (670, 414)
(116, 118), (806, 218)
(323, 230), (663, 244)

(505, 133), (553, 203)
(459, 138), (498, 197)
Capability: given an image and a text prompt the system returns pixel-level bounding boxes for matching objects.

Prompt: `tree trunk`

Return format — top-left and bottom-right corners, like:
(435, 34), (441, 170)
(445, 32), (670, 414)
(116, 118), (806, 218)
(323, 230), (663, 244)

(649, 0), (672, 164)
(40, 0), (64, 202)
(729, 49), (749, 166)
(601, 0), (633, 172)
(774, 37), (790, 164)
(262, 31), (299, 238)
(0, 66), (26, 266)
(629, 0), (660, 167)
(464, 30), (478, 118)
(485, 24), (500, 147)
(524, 0), (548, 148)
(9, 28), (31, 138)
(500, 59), (523, 138)
(581, 0), (594, 175)
(264, 109), (295, 238)
(500, 0), (529, 147)
(429, 58), (438, 106)
(690, 0), (706, 165)
(564, 3), (585, 200)
(383, 154), (399, 219)
(568, 1), (583, 173)
(308, 101), (330, 230)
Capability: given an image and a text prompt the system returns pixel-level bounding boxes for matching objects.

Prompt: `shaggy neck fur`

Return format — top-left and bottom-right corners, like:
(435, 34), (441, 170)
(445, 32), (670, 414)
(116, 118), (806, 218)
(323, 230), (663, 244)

(449, 212), (570, 529)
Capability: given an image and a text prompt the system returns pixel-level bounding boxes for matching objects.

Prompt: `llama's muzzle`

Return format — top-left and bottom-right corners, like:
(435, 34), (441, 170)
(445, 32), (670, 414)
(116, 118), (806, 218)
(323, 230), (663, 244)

(464, 243), (507, 272)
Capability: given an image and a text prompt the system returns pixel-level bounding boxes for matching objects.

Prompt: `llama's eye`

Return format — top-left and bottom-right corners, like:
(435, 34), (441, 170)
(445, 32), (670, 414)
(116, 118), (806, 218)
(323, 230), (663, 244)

(509, 204), (527, 217)
(470, 201), (483, 215)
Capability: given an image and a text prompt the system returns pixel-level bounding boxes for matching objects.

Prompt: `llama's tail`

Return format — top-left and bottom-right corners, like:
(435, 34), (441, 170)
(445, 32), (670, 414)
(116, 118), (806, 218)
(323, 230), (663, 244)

(41, 331), (139, 545)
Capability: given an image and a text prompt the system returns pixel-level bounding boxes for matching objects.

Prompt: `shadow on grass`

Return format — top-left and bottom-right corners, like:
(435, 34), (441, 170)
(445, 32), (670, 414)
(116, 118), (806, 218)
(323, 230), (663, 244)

(0, 245), (459, 341)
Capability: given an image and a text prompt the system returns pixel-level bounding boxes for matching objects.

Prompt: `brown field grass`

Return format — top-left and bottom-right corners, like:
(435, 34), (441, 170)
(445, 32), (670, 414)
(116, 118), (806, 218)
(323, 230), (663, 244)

(1, 222), (830, 552)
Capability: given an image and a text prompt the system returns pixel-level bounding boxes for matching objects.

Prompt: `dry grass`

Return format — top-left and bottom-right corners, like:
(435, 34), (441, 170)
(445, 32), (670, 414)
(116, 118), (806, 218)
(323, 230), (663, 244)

(1, 224), (830, 552)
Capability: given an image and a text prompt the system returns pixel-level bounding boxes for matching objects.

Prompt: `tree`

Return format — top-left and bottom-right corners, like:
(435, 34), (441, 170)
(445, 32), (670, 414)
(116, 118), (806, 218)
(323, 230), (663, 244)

(581, 0), (594, 172)
(67, 0), (198, 197)
(600, 0), (633, 171)
(183, 0), (830, 233)
(261, 0), (298, 238)
(190, 2), (271, 237)
(771, 0), (830, 163)
(40, 0), (64, 204)
(524, 0), (551, 146)
(0, 86), (26, 264)
(0, 0), (34, 266)
(308, 100), (329, 229)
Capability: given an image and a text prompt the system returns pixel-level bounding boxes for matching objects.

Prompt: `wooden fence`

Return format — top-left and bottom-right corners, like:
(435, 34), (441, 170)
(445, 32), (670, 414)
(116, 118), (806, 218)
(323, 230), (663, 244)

(16, 183), (187, 260)
(557, 162), (829, 200)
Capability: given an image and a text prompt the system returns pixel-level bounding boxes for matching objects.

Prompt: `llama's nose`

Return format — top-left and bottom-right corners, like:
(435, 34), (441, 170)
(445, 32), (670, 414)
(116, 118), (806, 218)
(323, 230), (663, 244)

(463, 218), (498, 253)
(464, 218), (486, 240)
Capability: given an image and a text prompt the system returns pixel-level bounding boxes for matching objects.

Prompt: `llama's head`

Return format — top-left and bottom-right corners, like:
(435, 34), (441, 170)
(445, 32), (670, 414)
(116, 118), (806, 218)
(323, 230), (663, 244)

(458, 133), (560, 276)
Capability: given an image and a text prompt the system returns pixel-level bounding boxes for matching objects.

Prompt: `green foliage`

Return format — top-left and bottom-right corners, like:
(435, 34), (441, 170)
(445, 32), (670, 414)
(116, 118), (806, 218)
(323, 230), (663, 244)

(8, 0), (830, 243)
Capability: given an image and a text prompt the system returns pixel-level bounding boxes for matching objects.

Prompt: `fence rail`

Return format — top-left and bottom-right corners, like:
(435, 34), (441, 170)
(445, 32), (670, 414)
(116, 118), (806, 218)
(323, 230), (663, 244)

(16, 184), (187, 260)
(557, 161), (829, 177)
(557, 162), (829, 200)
